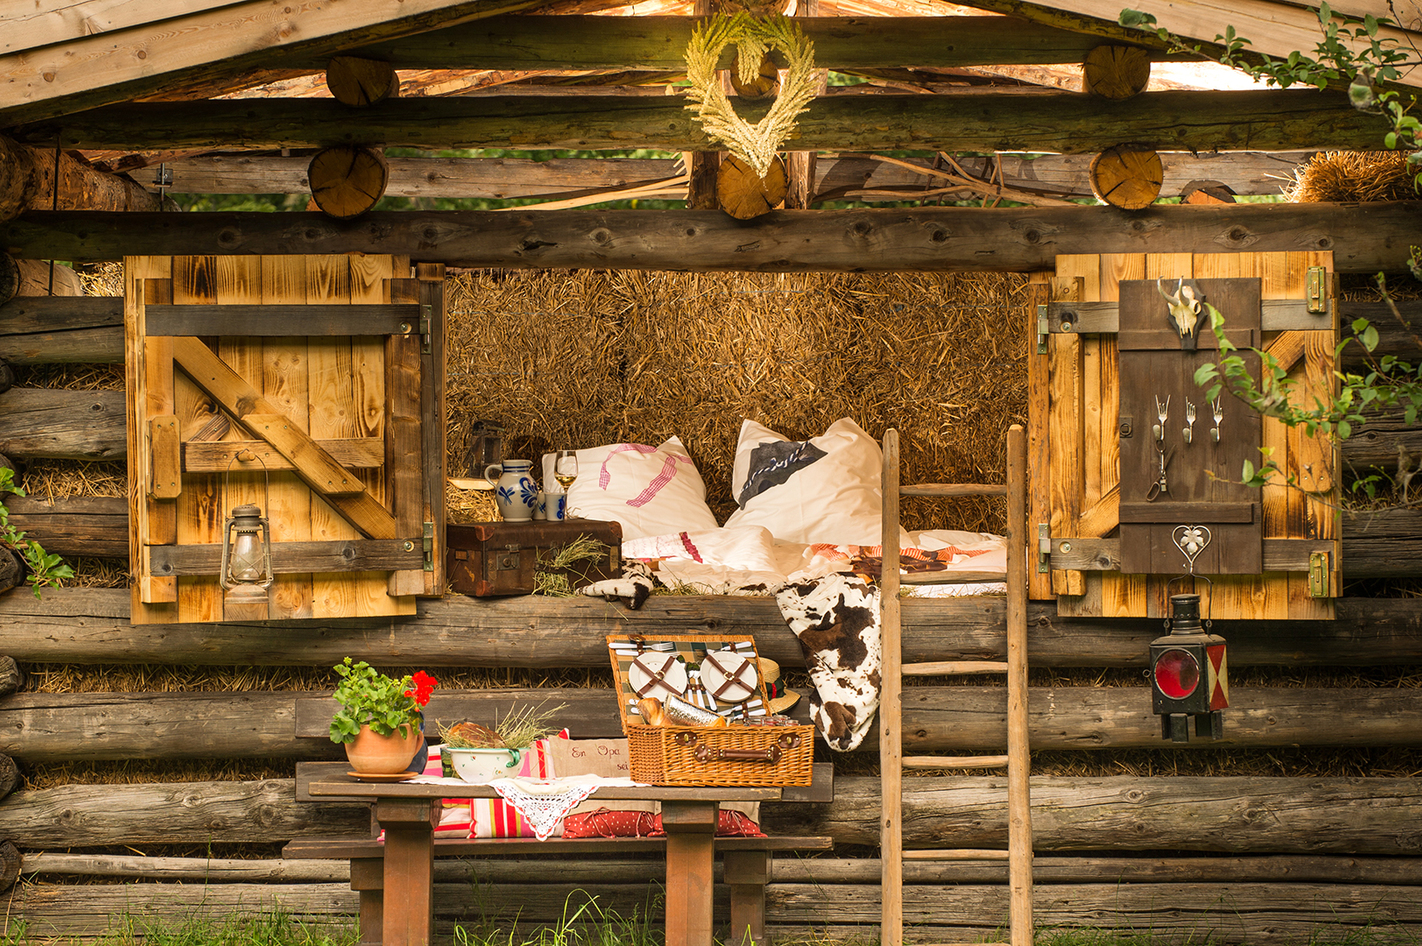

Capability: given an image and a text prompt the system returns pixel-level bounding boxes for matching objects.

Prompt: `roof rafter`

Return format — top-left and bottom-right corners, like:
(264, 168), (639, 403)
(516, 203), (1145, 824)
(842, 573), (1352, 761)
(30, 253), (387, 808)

(12, 89), (1382, 154)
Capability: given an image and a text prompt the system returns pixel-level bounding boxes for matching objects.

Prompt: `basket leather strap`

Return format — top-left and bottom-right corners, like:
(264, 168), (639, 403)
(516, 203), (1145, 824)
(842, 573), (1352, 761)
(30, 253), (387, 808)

(630, 653), (684, 699)
(703, 650), (757, 700)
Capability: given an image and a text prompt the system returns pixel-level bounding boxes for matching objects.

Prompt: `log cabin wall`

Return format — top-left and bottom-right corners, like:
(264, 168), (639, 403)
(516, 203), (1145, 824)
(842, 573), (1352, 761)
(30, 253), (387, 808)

(2, 261), (1422, 943)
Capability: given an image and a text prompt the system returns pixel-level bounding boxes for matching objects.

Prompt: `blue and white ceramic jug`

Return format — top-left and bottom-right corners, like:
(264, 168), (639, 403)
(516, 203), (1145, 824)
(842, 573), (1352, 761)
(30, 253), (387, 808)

(485, 459), (538, 521)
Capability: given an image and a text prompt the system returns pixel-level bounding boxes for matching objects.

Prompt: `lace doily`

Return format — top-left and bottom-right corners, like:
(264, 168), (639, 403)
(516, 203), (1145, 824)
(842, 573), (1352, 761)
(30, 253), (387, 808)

(488, 777), (601, 841)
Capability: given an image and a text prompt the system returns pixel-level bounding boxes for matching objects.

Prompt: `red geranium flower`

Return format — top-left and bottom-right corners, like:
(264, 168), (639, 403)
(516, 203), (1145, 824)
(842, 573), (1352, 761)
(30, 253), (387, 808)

(406, 670), (438, 707)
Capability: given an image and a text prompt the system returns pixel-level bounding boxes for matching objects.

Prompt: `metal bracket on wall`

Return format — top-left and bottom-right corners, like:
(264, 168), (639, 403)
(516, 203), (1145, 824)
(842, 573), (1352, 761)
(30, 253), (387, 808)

(1037, 524), (1051, 573)
(1036, 304), (1050, 354)
(1306, 267), (1329, 315)
(420, 305), (433, 354)
(423, 522), (435, 571)
(1308, 549), (1331, 597)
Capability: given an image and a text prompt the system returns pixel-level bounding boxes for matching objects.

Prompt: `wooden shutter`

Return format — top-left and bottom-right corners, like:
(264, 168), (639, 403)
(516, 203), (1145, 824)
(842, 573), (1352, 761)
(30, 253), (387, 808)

(125, 255), (446, 624)
(1027, 252), (1339, 621)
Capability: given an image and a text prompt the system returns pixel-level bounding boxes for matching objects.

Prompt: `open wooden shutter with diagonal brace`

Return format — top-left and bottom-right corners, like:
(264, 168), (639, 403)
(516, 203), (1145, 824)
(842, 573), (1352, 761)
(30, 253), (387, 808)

(1027, 251), (1340, 621)
(125, 255), (445, 624)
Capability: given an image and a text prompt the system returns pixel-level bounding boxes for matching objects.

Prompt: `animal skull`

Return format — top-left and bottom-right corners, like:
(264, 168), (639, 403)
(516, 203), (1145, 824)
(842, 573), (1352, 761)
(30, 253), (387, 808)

(1157, 277), (1203, 339)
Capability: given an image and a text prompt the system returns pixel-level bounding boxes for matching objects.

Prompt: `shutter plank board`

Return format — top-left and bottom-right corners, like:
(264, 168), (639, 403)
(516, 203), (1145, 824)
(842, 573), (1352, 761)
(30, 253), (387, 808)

(173, 256), (224, 624)
(1048, 267), (1087, 599)
(182, 438), (384, 472)
(418, 264), (448, 596)
(386, 278), (425, 597)
(1026, 274), (1053, 600)
(260, 254), (315, 621)
(145, 303), (418, 337)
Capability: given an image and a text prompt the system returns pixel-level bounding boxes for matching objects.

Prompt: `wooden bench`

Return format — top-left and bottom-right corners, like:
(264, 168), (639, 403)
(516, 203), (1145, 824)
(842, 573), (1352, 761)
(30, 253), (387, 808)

(282, 833), (834, 946)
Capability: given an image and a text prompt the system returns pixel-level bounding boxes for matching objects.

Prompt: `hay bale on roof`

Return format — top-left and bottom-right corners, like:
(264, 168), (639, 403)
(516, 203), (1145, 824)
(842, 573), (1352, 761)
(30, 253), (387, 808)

(1287, 150), (1417, 203)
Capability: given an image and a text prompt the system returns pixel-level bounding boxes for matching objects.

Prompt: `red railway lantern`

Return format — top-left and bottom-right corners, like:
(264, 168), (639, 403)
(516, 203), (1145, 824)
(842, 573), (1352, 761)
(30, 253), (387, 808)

(1149, 593), (1228, 743)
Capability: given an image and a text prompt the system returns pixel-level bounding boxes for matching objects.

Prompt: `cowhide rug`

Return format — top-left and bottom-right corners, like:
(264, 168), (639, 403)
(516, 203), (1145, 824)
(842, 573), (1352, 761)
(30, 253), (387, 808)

(775, 574), (882, 752)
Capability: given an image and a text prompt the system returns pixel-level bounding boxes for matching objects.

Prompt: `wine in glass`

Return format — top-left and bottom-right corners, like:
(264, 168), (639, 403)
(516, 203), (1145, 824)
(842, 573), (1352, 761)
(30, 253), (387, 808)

(552, 451), (578, 520)
(554, 451), (579, 491)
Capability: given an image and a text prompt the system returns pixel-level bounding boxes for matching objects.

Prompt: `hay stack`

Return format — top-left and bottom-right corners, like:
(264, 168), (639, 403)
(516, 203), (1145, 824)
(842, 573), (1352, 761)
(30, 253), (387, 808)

(445, 269), (1030, 533)
(1286, 150), (1418, 203)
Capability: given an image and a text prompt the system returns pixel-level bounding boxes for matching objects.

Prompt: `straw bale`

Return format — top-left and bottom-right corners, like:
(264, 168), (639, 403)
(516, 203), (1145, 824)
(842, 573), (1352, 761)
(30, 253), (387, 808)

(1286, 150), (1418, 203)
(12, 363), (124, 390)
(75, 262), (123, 297)
(18, 459), (127, 499)
(445, 269), (1029, 533)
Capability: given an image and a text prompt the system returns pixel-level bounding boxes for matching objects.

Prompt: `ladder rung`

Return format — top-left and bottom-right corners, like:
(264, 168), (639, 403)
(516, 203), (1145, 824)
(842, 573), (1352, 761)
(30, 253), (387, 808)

(904, 660), (1008, 676)
(903, 849), (1010, 861)
(900, 483), (1008, 498)
(904, 754), (1010, 770)
(899, 570), (1007, 585)
(917, 941), (1010, 946)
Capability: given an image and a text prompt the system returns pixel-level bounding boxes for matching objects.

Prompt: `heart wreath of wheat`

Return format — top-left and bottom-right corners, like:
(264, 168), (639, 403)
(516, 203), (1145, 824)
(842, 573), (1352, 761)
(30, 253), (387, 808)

(683, 13), (818, 181)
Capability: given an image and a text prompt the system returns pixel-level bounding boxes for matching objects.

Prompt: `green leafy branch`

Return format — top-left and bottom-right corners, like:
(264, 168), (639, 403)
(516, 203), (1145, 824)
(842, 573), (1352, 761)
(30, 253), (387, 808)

(1193, 288), (1422, 503)
(0, 467), (75, 599)
(1120, 3), (1422, 232)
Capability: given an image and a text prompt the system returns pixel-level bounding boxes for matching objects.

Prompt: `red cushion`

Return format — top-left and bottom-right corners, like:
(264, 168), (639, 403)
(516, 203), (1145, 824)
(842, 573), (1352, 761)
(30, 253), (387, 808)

(562, 807), (660, 838)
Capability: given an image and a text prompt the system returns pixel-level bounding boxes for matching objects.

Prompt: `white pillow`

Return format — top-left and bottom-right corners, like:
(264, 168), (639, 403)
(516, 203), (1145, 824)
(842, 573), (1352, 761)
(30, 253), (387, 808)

(725, 418), (884, 545)
(541, 437), (720, 540)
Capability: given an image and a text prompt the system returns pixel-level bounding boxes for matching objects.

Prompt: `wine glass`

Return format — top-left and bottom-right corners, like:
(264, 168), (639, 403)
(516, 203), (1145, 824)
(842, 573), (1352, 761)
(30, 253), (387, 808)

(553, 450), (578, 519)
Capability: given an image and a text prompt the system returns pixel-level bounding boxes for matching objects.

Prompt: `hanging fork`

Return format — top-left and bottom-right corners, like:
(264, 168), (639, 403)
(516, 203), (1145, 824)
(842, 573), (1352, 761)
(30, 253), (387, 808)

(1184, 400), (1197, 445)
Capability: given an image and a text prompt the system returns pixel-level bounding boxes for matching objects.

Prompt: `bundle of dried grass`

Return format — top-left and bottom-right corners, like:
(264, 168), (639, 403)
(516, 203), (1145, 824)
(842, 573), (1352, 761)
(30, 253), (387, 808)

(1286, 150), (1418, 203)
(445, 269), (1029, 533)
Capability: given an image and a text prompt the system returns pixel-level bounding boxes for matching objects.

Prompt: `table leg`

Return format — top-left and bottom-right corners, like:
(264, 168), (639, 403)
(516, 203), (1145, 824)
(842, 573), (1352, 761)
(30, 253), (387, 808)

(376, 798), (438, 946)
(660, 800), (719, 946)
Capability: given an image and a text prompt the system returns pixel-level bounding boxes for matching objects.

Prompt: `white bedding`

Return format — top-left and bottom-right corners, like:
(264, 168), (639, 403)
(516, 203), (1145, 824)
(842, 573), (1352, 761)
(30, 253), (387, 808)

(620, 525), (1007, 597)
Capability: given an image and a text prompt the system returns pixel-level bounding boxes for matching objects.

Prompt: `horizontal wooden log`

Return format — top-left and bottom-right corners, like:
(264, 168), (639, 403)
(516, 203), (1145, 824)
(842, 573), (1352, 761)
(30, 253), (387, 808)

(0, 779), (368, 846)
(11, 90), (1381, 155)
(24, 850), (1422, 887)
(760, 775), (1422, 853)
(773, 854), (1422, 885)
(0, 293), (117, 332)
(1340, 508), (1422, 578)
(8, 877), (1422, 946)
(317, 15), (1170, 72)
(7, 683), (1421, 764)
(3, 588), (1422, 669)
(6, 203), (1417, 275)
(4, 495), (128, 558)
(0, 323), (121, 364)
(4, 774), (1421, 854)
(0, 135), (160, 223)
(162, 151), (1318, 202)
(1345, 407), (1422, 473)
(768, 882), (1422, 944)
(0, 387), (124, 459)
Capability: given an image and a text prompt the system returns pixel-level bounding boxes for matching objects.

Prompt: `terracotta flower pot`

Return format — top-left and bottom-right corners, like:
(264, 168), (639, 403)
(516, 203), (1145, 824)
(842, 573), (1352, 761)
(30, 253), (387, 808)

(344, 723), (421, 775)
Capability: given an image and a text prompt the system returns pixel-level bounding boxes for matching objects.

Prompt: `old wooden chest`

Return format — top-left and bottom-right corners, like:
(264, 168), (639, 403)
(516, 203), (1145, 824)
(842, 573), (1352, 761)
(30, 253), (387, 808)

(445, 520), (623, 597)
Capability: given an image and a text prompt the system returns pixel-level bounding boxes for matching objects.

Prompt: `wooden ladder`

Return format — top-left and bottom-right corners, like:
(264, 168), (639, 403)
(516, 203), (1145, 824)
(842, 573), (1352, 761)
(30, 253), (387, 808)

(880, 424), (1032, 946)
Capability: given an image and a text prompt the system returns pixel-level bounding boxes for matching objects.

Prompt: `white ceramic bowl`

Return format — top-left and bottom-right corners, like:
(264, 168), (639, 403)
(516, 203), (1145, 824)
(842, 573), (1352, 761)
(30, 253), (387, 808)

(443, 746), (522, 783)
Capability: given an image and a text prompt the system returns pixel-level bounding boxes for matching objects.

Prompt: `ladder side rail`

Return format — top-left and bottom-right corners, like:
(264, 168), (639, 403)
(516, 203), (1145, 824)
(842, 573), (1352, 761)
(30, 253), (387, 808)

(1005, 424), (1034, 946)
(880, 427), (905, 946)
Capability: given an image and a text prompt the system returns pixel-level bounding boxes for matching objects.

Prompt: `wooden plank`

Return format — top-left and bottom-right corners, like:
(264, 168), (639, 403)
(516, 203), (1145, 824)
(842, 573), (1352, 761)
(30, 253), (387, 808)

(239, 413), (365, 497)
(169, 338), (396, 539)
(124, 261), (165, 617)
(148, 539), (422, 577)
(8, 203), (1419, 276)
(0, 0), (253, 56)
(144, 303), (419, 337)
(1047, 298), (1337, 334)
(880, 427), (904, 946)
(146, 416), (180, 500)
(418, 263), (447, 596)
(257, 254), (314, 621)
(1051, 537), (1332, 572)
(9, 587), (1422, 669)
(385, 279), (424, 597)
(182, 438), (384, 472)
(1047, 266), (1086, 599)
(170, 256), (221, 624)
(1025, 275), (1053, 601)
(13, 90), (1386, 154)
(0, 0), (558, 126)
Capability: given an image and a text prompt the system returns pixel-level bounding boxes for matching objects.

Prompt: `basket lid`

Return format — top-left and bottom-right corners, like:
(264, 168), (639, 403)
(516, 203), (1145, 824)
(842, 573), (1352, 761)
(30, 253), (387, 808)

(606, 633), (773, 733)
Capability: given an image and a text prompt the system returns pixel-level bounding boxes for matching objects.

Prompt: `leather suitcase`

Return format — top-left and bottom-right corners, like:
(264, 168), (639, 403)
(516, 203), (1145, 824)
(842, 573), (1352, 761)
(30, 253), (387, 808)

(445, 520), (623, 597)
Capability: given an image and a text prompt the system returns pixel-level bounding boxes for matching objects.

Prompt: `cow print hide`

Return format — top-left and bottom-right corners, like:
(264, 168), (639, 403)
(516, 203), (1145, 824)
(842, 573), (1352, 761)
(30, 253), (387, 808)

(580, 561), (655, 610)
(775, 574), (882, 751)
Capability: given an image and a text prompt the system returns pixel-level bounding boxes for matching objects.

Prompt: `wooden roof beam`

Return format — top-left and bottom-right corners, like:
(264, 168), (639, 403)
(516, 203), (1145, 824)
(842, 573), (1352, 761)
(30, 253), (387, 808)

(9, 89), (1382, 154)
(147, 151), (1312, 202)
(3, 202), (1416, 274)
(280, 14), (1181, 72)
(0, 0), (630, 126)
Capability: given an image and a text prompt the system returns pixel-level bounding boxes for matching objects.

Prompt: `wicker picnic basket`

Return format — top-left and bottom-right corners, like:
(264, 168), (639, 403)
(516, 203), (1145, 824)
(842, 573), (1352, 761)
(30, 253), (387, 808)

(607, 633), (814, 787)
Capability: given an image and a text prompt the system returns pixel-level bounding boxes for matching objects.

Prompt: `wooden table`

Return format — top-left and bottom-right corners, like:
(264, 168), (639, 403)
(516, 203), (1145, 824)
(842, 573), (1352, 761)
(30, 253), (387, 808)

(304, 771), (789, 946)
